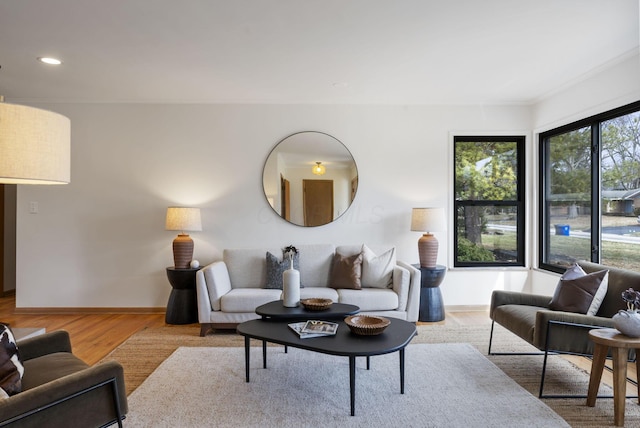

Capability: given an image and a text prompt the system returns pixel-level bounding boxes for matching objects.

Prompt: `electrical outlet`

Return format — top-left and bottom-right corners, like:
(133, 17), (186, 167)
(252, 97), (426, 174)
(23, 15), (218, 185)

(29, 201), (38, 214)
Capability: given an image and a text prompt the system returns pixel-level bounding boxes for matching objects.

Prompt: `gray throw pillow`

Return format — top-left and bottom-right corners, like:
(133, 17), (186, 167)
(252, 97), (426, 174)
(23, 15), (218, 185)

(265, 252), (301, 289)
(0, 324), (24, 398)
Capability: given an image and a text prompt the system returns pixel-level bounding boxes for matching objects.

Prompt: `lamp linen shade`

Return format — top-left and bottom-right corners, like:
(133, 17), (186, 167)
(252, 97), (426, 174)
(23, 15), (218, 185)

(411, 208), (446, 268)
(166, 207), (202, 269)
(0, 102), (71, 184)
(165, 207), (202, 233)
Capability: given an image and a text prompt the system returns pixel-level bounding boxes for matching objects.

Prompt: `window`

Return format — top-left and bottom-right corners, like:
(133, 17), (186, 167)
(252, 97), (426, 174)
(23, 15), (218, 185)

(539, 100), (640, 272)
(454, 136), (525, 267)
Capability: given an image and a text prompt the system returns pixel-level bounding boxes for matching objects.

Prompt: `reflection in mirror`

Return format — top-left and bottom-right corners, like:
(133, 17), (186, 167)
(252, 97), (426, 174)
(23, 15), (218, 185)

(263, 131), (358, 227)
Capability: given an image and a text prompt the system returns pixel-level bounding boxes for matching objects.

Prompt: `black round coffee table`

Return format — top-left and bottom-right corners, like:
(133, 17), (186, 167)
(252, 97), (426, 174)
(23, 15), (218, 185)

(255, 300), (359, 321)
(237, 317), (416, 416)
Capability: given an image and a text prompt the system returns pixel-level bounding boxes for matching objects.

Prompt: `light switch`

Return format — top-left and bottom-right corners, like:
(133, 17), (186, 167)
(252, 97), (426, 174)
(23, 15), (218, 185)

(29, 201), (38, 214)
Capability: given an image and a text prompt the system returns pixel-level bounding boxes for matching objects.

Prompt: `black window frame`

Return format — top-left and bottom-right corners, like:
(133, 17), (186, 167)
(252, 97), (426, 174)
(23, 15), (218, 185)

(538, 100), (640, 273)
(453, 135), (526, 268)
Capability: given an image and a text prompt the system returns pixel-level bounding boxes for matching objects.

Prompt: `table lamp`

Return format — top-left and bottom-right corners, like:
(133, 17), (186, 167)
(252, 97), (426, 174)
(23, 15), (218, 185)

(410, 207), (446, 268)
(165, 207), (202, 268)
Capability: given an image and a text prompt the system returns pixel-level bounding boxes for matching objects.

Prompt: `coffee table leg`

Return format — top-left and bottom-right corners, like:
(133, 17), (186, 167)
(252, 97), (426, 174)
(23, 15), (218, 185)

(262, 340), (267, 369)
(366, 356), (370, 370)
(349, 355), (356, 416)
(244, 336), (250, 382)
(400, 348), (405, 394)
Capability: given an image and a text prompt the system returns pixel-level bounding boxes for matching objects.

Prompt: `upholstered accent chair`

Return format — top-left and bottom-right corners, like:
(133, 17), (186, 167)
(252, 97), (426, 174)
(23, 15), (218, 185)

(489, 261), (640, 398)
(0, 331), (127, 428)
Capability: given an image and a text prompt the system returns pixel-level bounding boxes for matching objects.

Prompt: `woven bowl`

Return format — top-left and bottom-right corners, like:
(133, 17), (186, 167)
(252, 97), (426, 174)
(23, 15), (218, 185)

(300, 298), (333, 311)
(344, 315), (390, 336)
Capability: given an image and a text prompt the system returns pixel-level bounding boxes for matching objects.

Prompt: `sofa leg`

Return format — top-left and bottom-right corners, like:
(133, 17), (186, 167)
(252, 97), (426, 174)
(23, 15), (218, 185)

(200, 323), (213, 337)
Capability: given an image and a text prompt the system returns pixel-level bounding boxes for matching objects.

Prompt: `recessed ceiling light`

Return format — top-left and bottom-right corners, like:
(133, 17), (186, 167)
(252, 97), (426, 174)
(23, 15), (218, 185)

(37, 57), (63, 65)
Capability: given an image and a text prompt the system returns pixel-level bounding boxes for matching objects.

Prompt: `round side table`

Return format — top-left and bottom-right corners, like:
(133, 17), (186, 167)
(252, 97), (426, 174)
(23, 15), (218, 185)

(165, 267), (199, 325)
(586, 328), (640, 427)
(413, 264), (446, 322)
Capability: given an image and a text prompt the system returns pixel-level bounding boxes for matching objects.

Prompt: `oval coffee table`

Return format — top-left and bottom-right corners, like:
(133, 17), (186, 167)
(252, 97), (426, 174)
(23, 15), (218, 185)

(255, 300), (360, 321)
(237, 317), (417, 416)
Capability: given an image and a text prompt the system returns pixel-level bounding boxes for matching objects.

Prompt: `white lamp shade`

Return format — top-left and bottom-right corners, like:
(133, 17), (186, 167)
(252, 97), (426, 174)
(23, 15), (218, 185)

(411, 207), (446, 233)
(0, 102), (71, 184)
(165, 207), (202, 232)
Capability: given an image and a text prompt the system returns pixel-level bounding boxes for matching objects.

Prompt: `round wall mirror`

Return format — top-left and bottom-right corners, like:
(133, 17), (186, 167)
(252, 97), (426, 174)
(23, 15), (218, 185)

(262, 131), (358, 227)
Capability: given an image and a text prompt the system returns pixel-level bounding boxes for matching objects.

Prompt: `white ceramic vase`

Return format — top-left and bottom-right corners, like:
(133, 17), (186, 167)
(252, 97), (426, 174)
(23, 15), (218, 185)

(282, 258), (300, 308)
(613, 310), (640, 337)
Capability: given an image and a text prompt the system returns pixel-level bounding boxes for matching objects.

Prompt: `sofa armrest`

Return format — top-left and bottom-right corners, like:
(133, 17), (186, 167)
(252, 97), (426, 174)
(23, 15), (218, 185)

(396, 261), (421, 322)
(533, 310), (614, 353)
(0, 361), (127, 428)
(489, 290), (551, 319)
(17, 331), (72, 362)
(196, 261), (232, 317)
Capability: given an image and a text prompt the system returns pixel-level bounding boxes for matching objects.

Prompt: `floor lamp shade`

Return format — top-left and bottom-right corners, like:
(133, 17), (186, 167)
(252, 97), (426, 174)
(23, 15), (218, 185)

(0, 102), (71, 184)
(166, 207), (202, 269)
(411, 208), (446, 268)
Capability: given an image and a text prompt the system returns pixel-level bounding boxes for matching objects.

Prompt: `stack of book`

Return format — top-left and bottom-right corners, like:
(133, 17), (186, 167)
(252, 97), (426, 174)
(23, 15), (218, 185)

(288, 320), (339, 339)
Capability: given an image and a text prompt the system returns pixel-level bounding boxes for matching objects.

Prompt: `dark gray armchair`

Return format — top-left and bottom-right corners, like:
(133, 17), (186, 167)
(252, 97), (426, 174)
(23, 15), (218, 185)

(489, 261), (639, 397)
(0, 330), (127, 428)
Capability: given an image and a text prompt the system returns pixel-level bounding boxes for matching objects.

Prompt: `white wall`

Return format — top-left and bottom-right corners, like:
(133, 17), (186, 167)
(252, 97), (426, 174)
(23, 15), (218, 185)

(16, 103), (531, 308)
(14, 51), (640, 309)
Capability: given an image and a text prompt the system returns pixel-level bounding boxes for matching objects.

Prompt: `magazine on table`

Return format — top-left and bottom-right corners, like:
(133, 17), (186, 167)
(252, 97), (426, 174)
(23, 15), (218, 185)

(288, 321), (338, 338)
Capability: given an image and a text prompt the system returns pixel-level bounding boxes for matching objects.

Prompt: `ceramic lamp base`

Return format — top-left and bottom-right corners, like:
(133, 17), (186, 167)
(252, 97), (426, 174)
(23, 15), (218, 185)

(172, 234), (194, 269)
(418, 233), (439, 268)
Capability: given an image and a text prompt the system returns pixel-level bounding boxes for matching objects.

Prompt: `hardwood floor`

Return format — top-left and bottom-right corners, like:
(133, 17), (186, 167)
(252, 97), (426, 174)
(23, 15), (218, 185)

(0, 294), (165, 365)
(1, 294), (636, 393)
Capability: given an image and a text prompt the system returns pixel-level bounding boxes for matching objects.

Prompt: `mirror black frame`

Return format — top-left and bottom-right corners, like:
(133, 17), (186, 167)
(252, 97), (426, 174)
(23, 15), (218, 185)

(262, 131), (358, 227)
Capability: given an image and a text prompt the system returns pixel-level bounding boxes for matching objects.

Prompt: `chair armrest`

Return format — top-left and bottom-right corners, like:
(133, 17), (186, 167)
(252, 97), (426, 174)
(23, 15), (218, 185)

(489, 290), (551, 319)
(396, 261), (421, 322)
(0, 361), (127, 428)
(17, 331), (72, 361)
(533, 310), (614, 353)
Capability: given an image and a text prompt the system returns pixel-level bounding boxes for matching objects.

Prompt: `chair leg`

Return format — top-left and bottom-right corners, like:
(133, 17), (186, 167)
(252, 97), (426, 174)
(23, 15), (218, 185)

(488, 320), (495, 355)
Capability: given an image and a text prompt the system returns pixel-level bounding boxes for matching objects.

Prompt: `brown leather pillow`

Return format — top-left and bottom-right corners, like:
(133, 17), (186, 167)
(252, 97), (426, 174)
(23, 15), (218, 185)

(549, 269), (608, 314)
(330, 253), (363, 289)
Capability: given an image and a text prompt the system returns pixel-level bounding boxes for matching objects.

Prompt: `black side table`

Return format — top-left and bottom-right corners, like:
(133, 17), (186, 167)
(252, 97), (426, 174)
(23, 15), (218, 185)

(165, 267), (199, 324)
(413, 264), (447, 322)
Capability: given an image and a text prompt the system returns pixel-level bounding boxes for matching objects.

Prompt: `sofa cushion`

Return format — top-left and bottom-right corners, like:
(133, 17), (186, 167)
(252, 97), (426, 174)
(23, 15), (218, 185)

(549, 269), (609, 314)
(330, 253), (363, 289)
(220, 289), (282, 313)
(224, 248), (281, 289)
(0, 324), (23, 398)
(265, 252), (301, 290)
(361, 245), (395, 289)
(337, 288), (399, 311)
(300, 287), (339, 301)
(296, 244), (335, 288)
(21, 352), (88, 391)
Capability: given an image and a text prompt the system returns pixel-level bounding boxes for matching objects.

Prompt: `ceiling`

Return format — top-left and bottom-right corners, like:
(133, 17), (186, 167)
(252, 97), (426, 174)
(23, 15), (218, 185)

(1, 0), (638, 105)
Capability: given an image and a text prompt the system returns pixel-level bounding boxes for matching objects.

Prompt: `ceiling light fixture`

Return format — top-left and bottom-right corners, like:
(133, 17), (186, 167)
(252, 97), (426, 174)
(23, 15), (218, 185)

(312, 162), (326, 176)
(37, 57), (63, 65)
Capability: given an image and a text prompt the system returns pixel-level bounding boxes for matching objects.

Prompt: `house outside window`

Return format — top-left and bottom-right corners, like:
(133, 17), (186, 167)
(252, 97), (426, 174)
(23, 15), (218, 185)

(539, 101), (640, 272)
(454, 136), (525, 267)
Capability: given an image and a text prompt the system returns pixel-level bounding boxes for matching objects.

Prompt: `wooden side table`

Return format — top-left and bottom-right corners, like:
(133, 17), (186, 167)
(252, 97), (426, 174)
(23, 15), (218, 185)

(413, 264), (446, 322)
(165, 267), (199, 325)
(587, 328), (640, 427)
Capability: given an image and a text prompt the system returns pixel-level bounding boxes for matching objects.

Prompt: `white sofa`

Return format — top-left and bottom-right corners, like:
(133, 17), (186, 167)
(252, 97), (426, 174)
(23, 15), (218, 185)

(195, 244), (421, 336)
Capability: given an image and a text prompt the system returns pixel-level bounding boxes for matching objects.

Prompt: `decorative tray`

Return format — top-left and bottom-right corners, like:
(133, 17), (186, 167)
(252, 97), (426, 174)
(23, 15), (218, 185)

(344, 315), (390, 336)
(300, 298), (333, 311)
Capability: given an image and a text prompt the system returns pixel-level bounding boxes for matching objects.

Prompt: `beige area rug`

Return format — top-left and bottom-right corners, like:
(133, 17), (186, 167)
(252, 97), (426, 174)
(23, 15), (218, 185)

(124, 343), (569, 428)
(102, 323), (640, 427)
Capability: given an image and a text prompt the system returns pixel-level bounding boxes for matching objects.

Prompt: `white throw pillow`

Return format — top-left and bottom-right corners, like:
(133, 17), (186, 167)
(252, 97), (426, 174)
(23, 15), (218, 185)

(361, 245), (395, 288)
(587, 271), (609, 316)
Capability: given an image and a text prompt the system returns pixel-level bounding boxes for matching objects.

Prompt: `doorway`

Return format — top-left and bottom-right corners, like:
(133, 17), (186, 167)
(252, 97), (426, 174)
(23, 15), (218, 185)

(303, 179), (333, 226)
